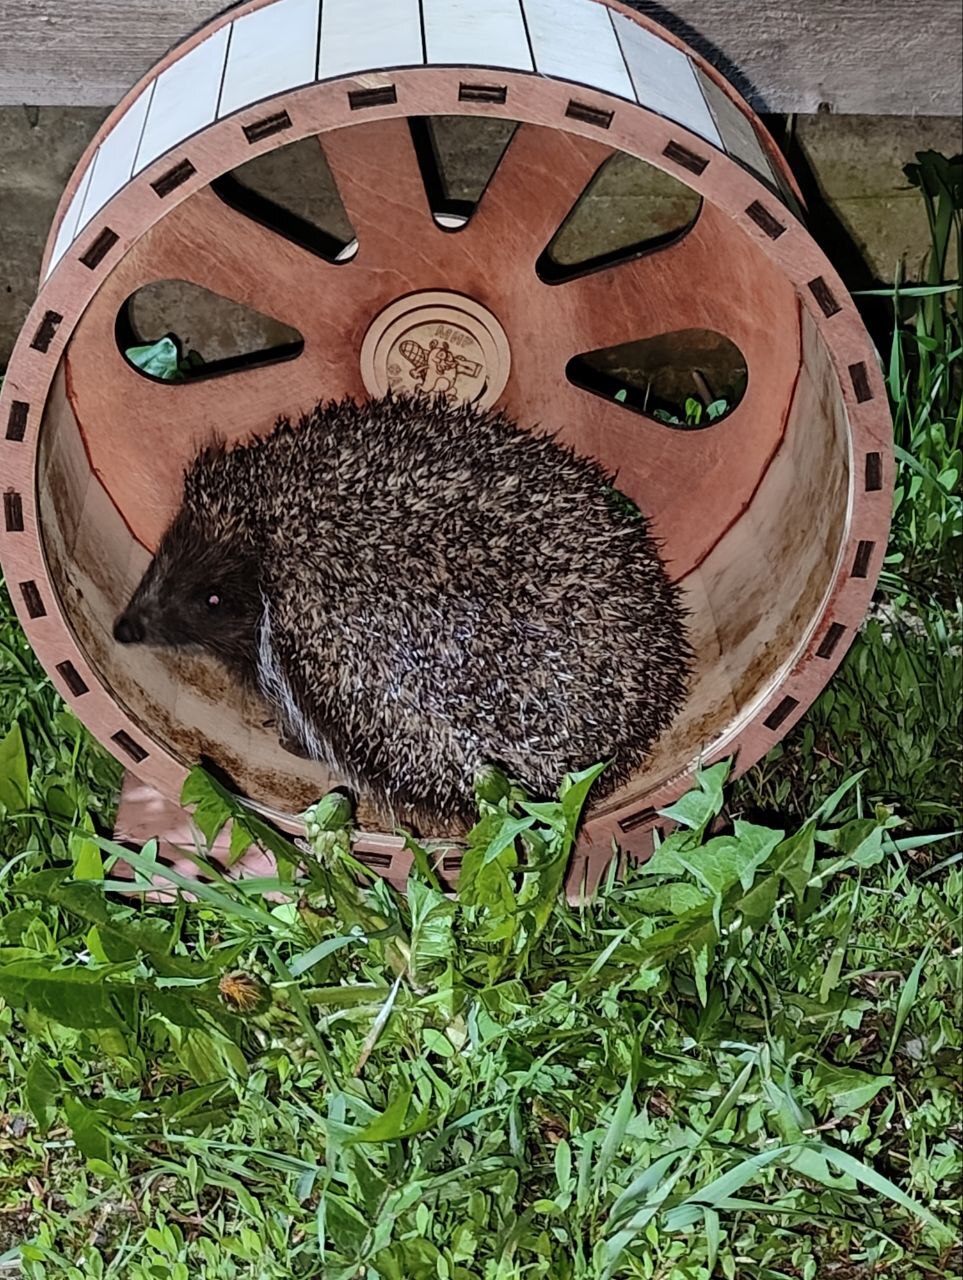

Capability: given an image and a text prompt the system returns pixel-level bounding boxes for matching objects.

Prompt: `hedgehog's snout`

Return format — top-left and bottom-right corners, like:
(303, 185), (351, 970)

(113, 611), (146, 645)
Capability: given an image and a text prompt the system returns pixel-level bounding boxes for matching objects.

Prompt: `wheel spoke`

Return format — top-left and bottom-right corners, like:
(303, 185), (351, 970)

(320, 119), (437, 261)
(123, 187), (331, 335)
(561, 201), (794, 354)
(464, 123), (611, 262)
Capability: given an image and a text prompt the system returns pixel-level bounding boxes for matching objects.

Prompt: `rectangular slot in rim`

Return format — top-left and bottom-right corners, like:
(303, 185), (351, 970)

(353, 849), (393, 869)
(111, 730), (149, 764)
(745, 199), (786, 239)
(662, 139), (709, 176)
(565, 100), (614, 129)
(816, 622), (847, 660)
(348, 85), (397, 111)
(441, 854), (463, 872)
(79, 227), (119, 270)
(849, 360), (873, 403)
(30, 310), (63, 354)
(56, 660), (89, 697)
(763, 695), (799, 731)
(151, 158), (196, 198)
(6, 401), (29, 442)
(19, 580), (46, 619)
(851, 540), (875, 579)
(865, 451), (883, 492)
(3, 492), (24, 533)
(459, 83), (508, 104)
(807, 276), (842, 318)
(618, 806), (657, 833)
(243, 109), (293, 144)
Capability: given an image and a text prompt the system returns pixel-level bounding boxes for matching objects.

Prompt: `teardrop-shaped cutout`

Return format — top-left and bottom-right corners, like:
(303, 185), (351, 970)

(409, 116), (517, 230)
(210, 135), (357, 262)
(538, 153), (701, 282)
(567, 330), (747, 428)
(117, 281), (304, 381)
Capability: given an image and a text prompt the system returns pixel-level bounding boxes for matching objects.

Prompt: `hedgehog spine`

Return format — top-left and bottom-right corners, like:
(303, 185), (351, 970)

(256, 594), (325, 764)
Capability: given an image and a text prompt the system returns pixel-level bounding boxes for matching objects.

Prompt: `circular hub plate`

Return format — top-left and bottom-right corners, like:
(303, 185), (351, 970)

(360, 291), (511, 409)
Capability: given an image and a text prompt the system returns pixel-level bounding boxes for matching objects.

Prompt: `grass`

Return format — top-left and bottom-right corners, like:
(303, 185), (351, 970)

(0, 153), (960, 1278)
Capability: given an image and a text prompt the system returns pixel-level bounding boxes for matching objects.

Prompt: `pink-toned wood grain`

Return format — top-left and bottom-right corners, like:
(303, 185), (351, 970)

(65, 117), (798, 580)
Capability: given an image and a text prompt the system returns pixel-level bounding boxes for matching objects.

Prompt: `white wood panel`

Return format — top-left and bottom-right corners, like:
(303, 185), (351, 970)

(611, 15), (722, 148)
(218, 0), (319, 117)
(46, 160), (97, 277)
(76, 84), (155, 233)
(697, 68), (780, 187)
(523, 0), (634, 99)
(318, 0), (423, 80)
(134, 25), (230, 173)
(422, 0), (533, 71)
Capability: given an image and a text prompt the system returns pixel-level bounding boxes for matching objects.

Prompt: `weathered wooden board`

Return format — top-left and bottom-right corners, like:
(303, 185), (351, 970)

(0, 0), (959, 113)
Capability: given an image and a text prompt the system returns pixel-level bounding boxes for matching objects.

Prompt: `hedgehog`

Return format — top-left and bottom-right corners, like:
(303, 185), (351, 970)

(113, 393), (692, 825)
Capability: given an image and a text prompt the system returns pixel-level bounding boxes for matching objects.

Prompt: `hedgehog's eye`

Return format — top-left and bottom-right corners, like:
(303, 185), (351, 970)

(206, 593), (221, 609)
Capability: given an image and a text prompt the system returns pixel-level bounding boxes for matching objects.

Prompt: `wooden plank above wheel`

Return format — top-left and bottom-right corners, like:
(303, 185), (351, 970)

(1, 0), (960, 114)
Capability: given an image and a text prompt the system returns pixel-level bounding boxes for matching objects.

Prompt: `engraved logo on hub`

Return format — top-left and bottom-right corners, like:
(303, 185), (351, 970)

(385, 319), (487, 404)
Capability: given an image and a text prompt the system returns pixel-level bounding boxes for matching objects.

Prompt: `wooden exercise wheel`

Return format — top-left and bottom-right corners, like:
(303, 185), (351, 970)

(0, 0), (893, 894)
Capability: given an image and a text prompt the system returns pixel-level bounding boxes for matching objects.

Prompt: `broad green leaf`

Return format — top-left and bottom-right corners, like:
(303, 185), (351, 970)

(481, 815), (536, 866)
(350, 1086), (432, 1143)
(734, 873), (779, 929)
(407, 878), (455, 978)
(636, 913), (717, 965)
(0, 959), (135, 1030)
(637, 829), (698, 878)
(421, 1027), (455, 1058)
(768, 823), (816, 903)
(181, 767), (235, 845)
(813, 1063), (894, 1117)
(25, 1058), (59, 1134)
(559, 760), (609, 847)
(786, 1145), (853, 1189)
(679, 823), (783, 899)
(69, 813), (103, 881)
(631, 882), (708, 917)
(63, 1095), (112, 1163)
(0, 722), (29, 812)
(658, 761), (729, 832)
(13, 869), (223, 978)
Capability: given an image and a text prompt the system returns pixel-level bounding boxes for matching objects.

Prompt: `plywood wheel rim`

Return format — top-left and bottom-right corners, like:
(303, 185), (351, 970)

(0, 0), (893, 890)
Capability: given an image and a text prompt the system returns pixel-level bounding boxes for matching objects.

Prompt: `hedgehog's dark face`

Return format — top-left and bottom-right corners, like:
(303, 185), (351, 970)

(113, 510), (262, 681)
